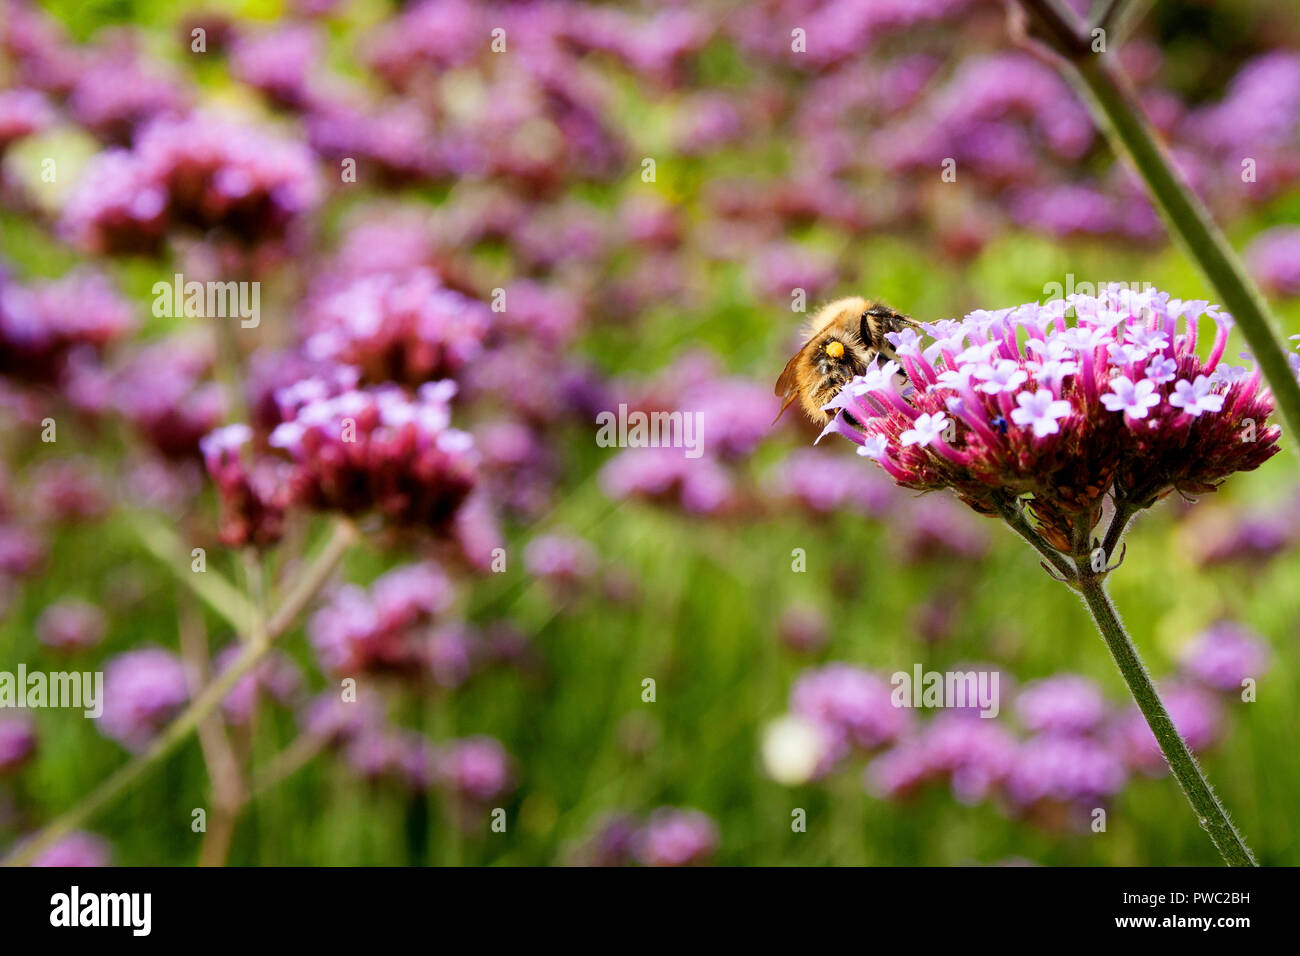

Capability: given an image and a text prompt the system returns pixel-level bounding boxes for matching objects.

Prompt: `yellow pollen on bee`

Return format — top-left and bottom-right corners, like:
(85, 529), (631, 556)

(825, 341), (845, 358)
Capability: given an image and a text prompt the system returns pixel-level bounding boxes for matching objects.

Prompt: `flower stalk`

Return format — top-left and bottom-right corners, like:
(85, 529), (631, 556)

(1074, 564), (1257, 866)
(3, 517), (358, 867)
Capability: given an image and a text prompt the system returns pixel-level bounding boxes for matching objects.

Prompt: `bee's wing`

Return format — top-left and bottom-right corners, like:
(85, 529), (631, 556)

(772, 340), (815, 425)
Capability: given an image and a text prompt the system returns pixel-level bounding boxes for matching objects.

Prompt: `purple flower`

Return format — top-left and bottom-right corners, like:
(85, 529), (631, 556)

(867, 711), (1018, 804)
(1014, 675), (1108, 736)
(1010, 389), (1071, 437)
(1169, 376), (1226, 416)
(791, 664), (912, 767)
(1101, 376), (1161, 418)
(822, 289), (1280, 539)
(214, 646), (301, 726)
(434, 736), (514, 802)
(268, 379), (478, 531)
(0, 714), (36, 773)
(27, 831), (112, 868)
(1246, 227), (1300, 297)
(1178, 621), (1270, 692)
(99, 648), (190, 752)
(634, 808), (719, 867)
(523, 534), (597, 583)
(36, 600), (106, 653)
(1004, 734), (1128, 809)
(310, 562), (453, 675)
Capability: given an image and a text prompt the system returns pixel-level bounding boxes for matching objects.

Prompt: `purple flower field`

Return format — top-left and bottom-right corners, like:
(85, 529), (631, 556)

(0, 0), (1299, 872)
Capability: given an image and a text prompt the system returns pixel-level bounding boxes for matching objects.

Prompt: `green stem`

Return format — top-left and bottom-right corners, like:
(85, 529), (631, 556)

(994, 496), (1077, 581)
(3, 518), (358, 867)
(1076, 569), (1257, 866)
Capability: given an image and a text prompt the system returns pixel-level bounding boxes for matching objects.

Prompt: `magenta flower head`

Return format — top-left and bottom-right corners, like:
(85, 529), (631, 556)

(634, 808), (719, 867)
(269, 379), (478, 531)
(63, 113), (319, 257)
(1014, 674), (1109, 736)
(434, 736), (514, 803)
(1003, 733), (1128, 812)
(199, 424), (293, 549)
(1177, 621), (1270, 693)
(99, 647), (190, 752)
(821, 288), (1280, 551)
(303, 269), (491, 387)
(790, 664), (912, 771)
(309, 561), (453, 675)
(36, 599), (107, 653)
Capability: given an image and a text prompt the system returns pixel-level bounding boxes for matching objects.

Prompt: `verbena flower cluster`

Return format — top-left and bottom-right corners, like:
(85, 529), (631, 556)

(821, 287), (1281, 543)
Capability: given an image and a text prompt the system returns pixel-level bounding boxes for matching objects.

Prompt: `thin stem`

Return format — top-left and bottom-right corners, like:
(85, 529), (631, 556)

(1076, 569), (1257, 866)
(1099, 499), (1135, 563)
(3, 517), (358, 867)
(994, 496), (1078, 581)
(1013, 0), (1300, 457)
(130, 514), (256, 635)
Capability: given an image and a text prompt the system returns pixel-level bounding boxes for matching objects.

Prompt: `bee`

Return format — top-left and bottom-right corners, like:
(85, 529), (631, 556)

(774, 297), (919, 425)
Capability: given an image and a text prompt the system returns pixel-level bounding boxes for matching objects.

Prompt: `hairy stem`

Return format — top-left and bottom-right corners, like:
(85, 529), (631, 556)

(994, 497), (1078, 581)
(1076, 569), (1257, 866)
(3, 517), (358, 867)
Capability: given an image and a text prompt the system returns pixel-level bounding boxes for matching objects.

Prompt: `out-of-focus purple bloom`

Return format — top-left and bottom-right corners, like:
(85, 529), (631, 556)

(1178, 621), (1269, 693)
(600, 446), (735, 515)
(299, 691), (384, 744)
(99, 647), (190, 752)
(113, 337), (225, 460)
(767, 448), (896, 517)
(791, 664), (912, 767)
(1246, 227), (1300, 298)
(634, 808), (719, 867)
(0, 270), (135, 383)
(29, 457), (109, 524)
(269, 379), (478, 531)
(0, 714), (36, 772)
(569, 812), (640, 867)
(523, 534), (597, 583)
(214, 645), (301, 725)
(0, 88), (54, 153)
(303, 269), (491, 387)
(67, 45), (189, 144)
(867, 711), (1018, 804)
(28, 831), (112, 867)
(63, 113), (319, 256)
(36, 599), (106, 653)
(1015, 675), (1108, 736)
(0, 523), (46, 577)
(310, 561), (453, 675)
(230, 24), (324, 111)
(434, 736), (513, 802)
(199, 424), (293, 549)
(1003, 733), (1127, 810)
